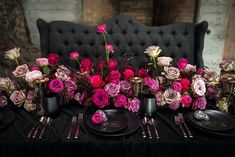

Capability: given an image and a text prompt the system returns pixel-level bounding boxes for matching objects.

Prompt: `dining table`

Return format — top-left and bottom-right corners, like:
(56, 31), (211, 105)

(0, 102), (235, 157)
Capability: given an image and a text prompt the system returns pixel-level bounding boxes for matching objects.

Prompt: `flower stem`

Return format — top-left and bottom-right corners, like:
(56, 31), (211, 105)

(102, 33), (109, 63)
(14, 58), (19, 66)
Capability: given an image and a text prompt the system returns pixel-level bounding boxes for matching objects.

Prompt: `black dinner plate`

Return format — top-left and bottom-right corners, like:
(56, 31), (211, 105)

(187, 110), (235, 132)
(86, 109), (128, 133)
(85, 109), (140, 137)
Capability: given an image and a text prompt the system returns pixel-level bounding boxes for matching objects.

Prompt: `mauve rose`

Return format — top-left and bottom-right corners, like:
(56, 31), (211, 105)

(47, 53), (60, 65)
(10, 90), (25, 107)
(97, 61), (105, 70)
(92, 89), (109, 108)
(97, 24), (107, 33)
(105, 44), (114, 54)
(91, 112), (105, 124)
(90, 74), (104, 88)
(0, 77), (15, 92)
(192, 96), (207, 110)
(180, 94), (192, 108)
(0, 95), (8, 108)
(108, 59), (118, 70)
(4, 47), (20, 60)
(120, 80), (131, 91)
(31, 66), (40, 71)
(144, 76), (159, 92)
(25, 70), (43, 82)
(180, 78), (190, 92)
(123, 69), (134, 80)
(36, 58), (49, 66)
(69, 51), (79, 60)
(114, 94), (127, 108)
(203, 71), (218, 82)
(172, 81), (182, 92)
(80, 58), (94, 72)
(220, 60), (234, 72)
(164, 67), (180, 80)
(169, 101), (180, 110)
(13, 64), (29, 77)
(64, 80), (77, 91)
(137, 68), (149, 77)
(157, 57), (173, 67)
(191, 78), (206, 96)
(128, 97), (140, 112)
(27, 90), (37, 101)
(155, 91), (166, 106)
(55, 65), (71, 81)
(48, 79), (64, 93)
(104, 83), (120, 97)
(106, 70), (121, 83)
(177, 58), (188, 69)
(164, 88), (180, 104)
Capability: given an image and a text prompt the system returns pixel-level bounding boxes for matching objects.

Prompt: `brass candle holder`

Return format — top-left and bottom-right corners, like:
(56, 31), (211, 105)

(129, 77), (143, 97)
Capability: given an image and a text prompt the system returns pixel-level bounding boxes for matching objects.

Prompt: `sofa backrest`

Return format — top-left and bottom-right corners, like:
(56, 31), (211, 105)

(37, 15), (208, 68)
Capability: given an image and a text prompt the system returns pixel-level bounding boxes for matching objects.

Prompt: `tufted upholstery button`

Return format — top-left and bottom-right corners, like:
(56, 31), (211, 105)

(116, 41), (120, 46)
(183, 31), (188, 35)
(90, 42), (94, 46)
(171, 30), (176, 35)
(58, 29), (63, 33)
(165, 42), (170, 47)
(177, 43), (182, 48)
(122, 30), (126, 34)
(83, 30), (89, 34)
(64, 41), (69, 46)
(77, 41), (82, 46)
(140, 42), (145, 46)
(70, 29), (75, 33)
(109, 30), (113, 34)
(159, 31), (163, 36)
(128, 42), (132, 46)
(115, 20), (119, 24)
(128, 20), (132, 23)
(147, 30), (151, 34)
(134, 29), (139, 34)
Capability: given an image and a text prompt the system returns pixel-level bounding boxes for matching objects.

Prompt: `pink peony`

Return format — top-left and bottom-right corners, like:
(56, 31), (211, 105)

(128, 97), (140, 112)
(36, 58), (49, 66)
(106, 70), (121, 83)
(120, 80), (131, 91)
(169, 101), (180, 110)
(97, 24), (107, 33)
(137, 68), (149, 77)
(69, 51), (79, 60)
(10, 90), (25, 107)
(64, 80), (77, 91)
(180, 94), (192, 108)
(177, 58), (188, 69)
(48, 53), (60, 65)
(144, 76), (159, 92)
(192, 97), (207, 110)
(91, 112), (105, 124)
(25, 70), (43, 82)
(123, 69), (134, 80)
(114, 94), (127, 108)
(164, 67), (180, 80)
(80, 58), (94, 72)
(48, 79), (64, 93)
(90, 74), (104, 88)
(108, 59), (118, 70)
(92, 89), (109, 108)
(104, 83), (120, 97)
(105, 44), (114, 54)
(13, 64), (29, 77)
(172, 81), (182, 92)
(157, 57), (173, 67)
(191, 78), (206, 96)
(0, 95), (8, 108)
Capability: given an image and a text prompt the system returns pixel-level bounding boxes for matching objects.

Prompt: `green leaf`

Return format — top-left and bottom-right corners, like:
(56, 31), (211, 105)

(43, 66), (50, 75)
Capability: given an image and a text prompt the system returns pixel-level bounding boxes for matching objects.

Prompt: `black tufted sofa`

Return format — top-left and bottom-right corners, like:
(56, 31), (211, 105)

(37, 16), (208, 68)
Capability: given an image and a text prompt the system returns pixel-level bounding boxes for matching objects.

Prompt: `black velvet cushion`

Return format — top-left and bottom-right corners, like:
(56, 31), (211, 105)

(37, 15), (208, 68)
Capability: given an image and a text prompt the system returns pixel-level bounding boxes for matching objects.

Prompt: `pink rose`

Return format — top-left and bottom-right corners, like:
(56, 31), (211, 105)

(80, 58), (94, 72)
(69, 51), (79, 60)
(164, 67), (180, 80)
(47, 53), (60, 65)
(13, 64), (29, 77)
(97, 24), (107, 33)
(36, 58), (49, 66)
(0, 95), (8, 108)
(31, 66), (40, 71)
(180, 94), (192, 108)
(108, 59), (118, 70)
(64, 80), (77, 91)
(55, 65), (71, 81)
(114, 94), (127, 108)
(164, 88), (180, 104)
(123, 69), (134, 80)
(105, 44), (114, 54)
(106, 70), (121, 83)
(48, 79), (64, 93)
(90, 74), (104, 88)
(137, 68), (149, 77)
(177, 58), (188, 69)
(157, 57), (173, 67)
(120, 80), (131, 91)
(10, 90), (25, 107)
(104, 83), (120, 97)
(172, 81), (182, 92)
(169, 101), (180, 110)
(192, 97), (207, 110)
(128, 97), (140, 112)
(144, 76), (159, 92)
(191, 78), (206, 96)
(97, 61), (105, 70)
(91, 112), (105, 124)
(25, 70), (43, 82)
(92, 89), (109, 108)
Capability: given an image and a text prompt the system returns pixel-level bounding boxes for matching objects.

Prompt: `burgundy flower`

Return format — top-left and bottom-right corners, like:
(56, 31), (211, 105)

(0, 95), (8, 108)
(80, 58), (94, 72)
(48, 53), (60, 65)
(97, 61), (105, 70)
(27, 90), (37, 101)
(106, 70), (121, 83)
(92, 89), (109, 108)
(114, 94), (127, 108)
(123, 69), (134, 80)
(108, 59), (118, 70)
(137, 68), (149, 77)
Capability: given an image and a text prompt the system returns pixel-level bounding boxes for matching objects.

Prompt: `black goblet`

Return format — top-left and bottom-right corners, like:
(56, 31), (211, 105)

(44, 94), (59, 117)
(141, 94), (157, 117)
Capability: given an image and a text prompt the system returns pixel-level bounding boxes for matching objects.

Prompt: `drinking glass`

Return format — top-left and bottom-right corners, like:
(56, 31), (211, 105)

(141, 94), (157, 117)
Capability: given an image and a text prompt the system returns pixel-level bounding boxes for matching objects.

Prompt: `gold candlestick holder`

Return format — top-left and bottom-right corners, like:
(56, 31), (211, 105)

(129, 77), (143, 97)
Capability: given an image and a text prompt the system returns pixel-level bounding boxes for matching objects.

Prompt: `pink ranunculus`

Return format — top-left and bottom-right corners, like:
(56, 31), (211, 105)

(97, 24), (107, 33)
(31, 66), (40, 71)
(191, 78), (206, 96)
(114, 94), (127, 108)
(12, 64), (29, 77)
(90, 74), (104, 88)
(108, 59), (118, 70)
(155, 91), (166, 106)
(144, 76), (159, 92)
(69, 51), (79, 60)
(169, 101), (180, 110)
(10, 90), (25, 107)
(91, 112), (105, 124)
(106, 70), (121, 83)
(120, 80), (131, 91)
(164, 88), (180, 104)
(172, 81), (182, 92)
(97, 61), (105, 70)
(177, 58), (188, 69)
(64, 79), (77, 91)
(180, 94), (192, 108)
(92, 89), (109, 108)
(25, 70), (43, 82)
(27, 90), (37, 101)
(128, 97), (140, 112)
(105, 44), (114, 54)
(104, 83), (120, 97)
(0, 95), (8, 108)
(80, 58), (94, 72)
(55, 65), (71, 81)
(137, 68), (149, 77)
(48, 79), (64, 93)
(47, 53), (60, 65)
(157, 57), (173, 67)
(123, 69), (134, 80)
(192, 96), (207, 110)
(164, 67), (180, 80)
(36, 58), (49, 66)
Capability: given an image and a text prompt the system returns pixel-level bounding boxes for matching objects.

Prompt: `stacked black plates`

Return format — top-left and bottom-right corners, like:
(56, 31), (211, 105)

(85, 109), (140, 137)
(186, 110), (235, 136)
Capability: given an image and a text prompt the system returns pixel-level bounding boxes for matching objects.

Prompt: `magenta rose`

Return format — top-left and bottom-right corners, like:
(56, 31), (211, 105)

(36, 58), (49, 66)
(114, 94), (127, 108)
(120, 80), (131, 91)
(128, 97), (140, 112)
(0, 95), (8, 108)
(92, 89), (109, 108)
(31, 66), (40, 71)
(10, 90), (25, 107)
(80, 58), (94, 72)
(48, 79), (64, 93)
(137, 68), (149, 77)
(144, 76), (159, 92)
(90, 74), (104, 88)
(13, 64), (29, 77)
(172, 81), (182, 92)
(48, 53), (60, 65)
(108, 59), (118, 70)
(97, 61), (105, 70)
(192, 97), (207, 110)
(169, 101), (180, 110)
(64, 80), (77, 91)
(91, 112), (105, 124)
(105, 44), (114, 54)
(180, 94), (192, 108)
(69, 51), (79, 60)
(177, 58), (188, 69)
(106, 70), (121, 83)
(123, 69), (134, 80)
(104, 83), (120, 97)
(97, 24), (107, 33)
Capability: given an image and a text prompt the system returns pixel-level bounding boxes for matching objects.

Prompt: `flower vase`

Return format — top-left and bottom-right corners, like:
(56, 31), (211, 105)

(44, 94), (59, 117)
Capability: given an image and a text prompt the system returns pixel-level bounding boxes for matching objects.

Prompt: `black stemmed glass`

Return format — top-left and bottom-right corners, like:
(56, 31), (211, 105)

(141, 94), (157, 117)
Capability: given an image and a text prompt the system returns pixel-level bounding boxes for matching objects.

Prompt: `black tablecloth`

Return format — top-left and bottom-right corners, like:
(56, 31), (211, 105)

(1, 105), (235, 157)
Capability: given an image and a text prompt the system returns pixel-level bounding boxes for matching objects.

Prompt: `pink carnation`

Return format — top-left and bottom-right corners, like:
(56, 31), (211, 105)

(92, 89), (109, 108)
(180, 94), (192, 108)
(177, 58), (188, 69)
(105, 44), (114, 54)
